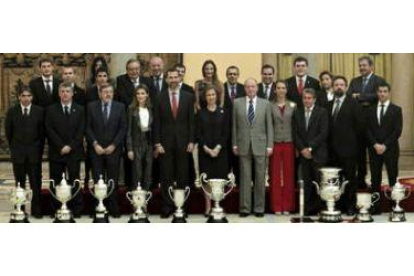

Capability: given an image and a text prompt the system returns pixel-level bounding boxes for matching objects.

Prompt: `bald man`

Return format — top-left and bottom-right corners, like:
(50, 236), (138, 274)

(150, 56), (167, 96)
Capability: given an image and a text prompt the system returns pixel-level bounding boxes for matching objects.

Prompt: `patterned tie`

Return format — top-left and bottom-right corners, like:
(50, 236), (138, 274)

(305, 108), (311, 130)
(265, 85), (270, 99)
(155, 76), (161, 93)
(332, 98), (341, 121)
(45, 79), (52, 95)
(380, 104), (385, 125)
(231, 85), (236, 102)
(298, 78), (304, 95)
(248, 99), (255, 125)
(103, 103), (108, 124)
(171, 92), (178, 119)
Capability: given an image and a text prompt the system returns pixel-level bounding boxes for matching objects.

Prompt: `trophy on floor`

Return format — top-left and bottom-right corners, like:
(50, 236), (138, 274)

(313, 167), (348, 223)
(384, 181), (411, 222)
(291, 180), (314, 223)
(355, 192), (380, 222)
(89, 175), (115, 223)
(49, 173), (81, 223)
(200, 173), (235, 223)
(9, 182), (32, 223)
(126, 183), (152, 223)
(168, 185), (190, 223)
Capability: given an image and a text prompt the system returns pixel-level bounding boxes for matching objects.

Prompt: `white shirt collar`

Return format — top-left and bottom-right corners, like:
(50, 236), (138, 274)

(62, 102), (72, 110)
(20, 104), (32, 114)
(296, 75), (307, 83)
(378, 100), (390, 108)
(305, 104), (315, 112)
(42, 75), (53, 82)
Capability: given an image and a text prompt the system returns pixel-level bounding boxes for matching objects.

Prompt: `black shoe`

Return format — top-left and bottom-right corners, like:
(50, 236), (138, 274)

(111, 213), (121, 219)
(73, 214), (82, 219)
(254, 213), (264, 218)
(346, 209), (356, 216)
(160, 212), (171, 219)
(32, 214), (43, 219)
(239, 212), (249, 218)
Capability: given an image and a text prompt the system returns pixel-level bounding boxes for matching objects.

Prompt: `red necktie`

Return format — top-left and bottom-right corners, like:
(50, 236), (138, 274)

(298, 78), (304, 95)
(171, 93), (178, 119)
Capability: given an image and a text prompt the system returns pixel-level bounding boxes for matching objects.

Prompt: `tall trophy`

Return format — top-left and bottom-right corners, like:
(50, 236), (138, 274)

(355, 192), (380, 222)
(168, 185), (190, 223)
(89, 175), (115, 223)
(49, 173), (81, 223)
(126, 183), (152, 223)
(384, 181), (411, 222)
(200, 173), (235, 223)
(9, 182), (32, 223)
(313, 167), (348, 223)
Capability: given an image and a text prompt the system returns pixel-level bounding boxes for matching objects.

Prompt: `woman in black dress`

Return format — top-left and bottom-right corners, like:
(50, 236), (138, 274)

(197, 85), (230, 215)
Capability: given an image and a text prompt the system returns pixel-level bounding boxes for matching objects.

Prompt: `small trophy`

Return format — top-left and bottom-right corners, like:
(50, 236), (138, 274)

(126, 183), (152, 223)
(168, 185), (190, 223)
(9, 182), (32, 223)
(384, 181), (411, 222)
(200, 173), (235, 223)
(49, 173), (81, 223)
(313, 167), (348, 223)
(89, 175), (115, 223)
(355, 192), (380, 222)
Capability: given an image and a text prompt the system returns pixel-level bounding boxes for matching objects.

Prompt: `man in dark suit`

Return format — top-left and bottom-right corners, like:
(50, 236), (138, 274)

(86, 67), (109, 104)
(175, 63), (194, 95)
(86, 84), (127, 218)
(286, 56), (320, 108)
(5, 87), (44, 218)
(348, 56), (387, 189)
(116, 59), (153, 107)
(328, 76), (363, 216)
(367, 83), (403, 214)
(257, 64), (276, 101)
(45, 83), (85, 217)
(293, 88), (329, 215)
(154, 68), (195, 218)
(29, 57), (61, 108)
(150, 56), (168, 96)
(61, 66), (86, 106)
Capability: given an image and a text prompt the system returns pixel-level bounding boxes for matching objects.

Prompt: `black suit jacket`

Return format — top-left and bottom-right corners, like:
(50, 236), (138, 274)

(223, 82), (245, 111)
(45, 103), (85, 162)
(154, 90), (195, 151)
(73, 85), (87, 107)
(257, 82), (276, 101)
(5, 104), (44, 164)
(86, 86), (100, 104)
(86, 101), (127, 157)
(286, 75), (320, 107)
(180, 83), (194, 95)
(348, 74), (386, 106)
(328, 96), (363, 158)
(116, 74), (154, 107)
(293, 105), (329, 164)
(150, 75), (168, 95)
(366, 103), (402, 157)
(29, 76), (61, 107)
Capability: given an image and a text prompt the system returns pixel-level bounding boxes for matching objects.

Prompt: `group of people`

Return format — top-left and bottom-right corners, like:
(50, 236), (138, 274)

(5, 55), (403, 219)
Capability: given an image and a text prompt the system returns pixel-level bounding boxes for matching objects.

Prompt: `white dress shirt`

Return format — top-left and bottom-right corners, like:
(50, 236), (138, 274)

(62, 102), (72, 114)
(139, 107), (150, 130)
(296, 75), (308, 87)
(42, 75), (54, 92)
(20, 104), (32, 115)
(332, 94), (346, 116)
(377, 100), (390, 124)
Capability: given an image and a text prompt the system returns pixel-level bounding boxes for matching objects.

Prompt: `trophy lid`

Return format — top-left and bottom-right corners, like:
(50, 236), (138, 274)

(97, 175), (105, 186)
(60, 173), (68, 186)
(136, 182), (143, 191)
(394, 181), (404, 189)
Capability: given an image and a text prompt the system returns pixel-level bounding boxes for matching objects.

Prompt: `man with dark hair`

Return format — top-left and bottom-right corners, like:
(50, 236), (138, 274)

(153, 68), (195, 218)
(328, 76), (363, 216)
(257, 64), (276, 101)
(29, 57), (61, 107)
(175, 63), (194, 95)
(286, 56), (320, 108)
(5, 87), (44, 218)
(45, 83), (85, 217)
(293, 88), (329, 215)
(61, 66), (86, 106)
(367, 84), (403, 214)
(86, 67), (109, 103)
(348, 55), (387, 188)
(86, 84), (127, 218)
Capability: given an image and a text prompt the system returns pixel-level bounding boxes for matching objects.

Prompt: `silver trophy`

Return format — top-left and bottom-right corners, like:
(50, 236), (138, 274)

(49, 173), (81, 223)
(200, 173), (235, 223)
(9, 182), (32, 223)
(355, 192), (380, 222)
(384, 181), (411, 222)
(89, 175), (115, 223)
(168, 185), (190, 223)
(313, 167), (348, 223)
(126, 183), (152, 223)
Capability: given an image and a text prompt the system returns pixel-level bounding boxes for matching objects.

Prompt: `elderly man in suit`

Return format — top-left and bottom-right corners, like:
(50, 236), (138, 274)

(86, 83), (127, 218)
(232, 78), (273, 217)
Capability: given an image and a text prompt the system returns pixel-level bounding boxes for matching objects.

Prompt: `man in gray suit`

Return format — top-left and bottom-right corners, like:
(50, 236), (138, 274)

(232, 78), (274, 217)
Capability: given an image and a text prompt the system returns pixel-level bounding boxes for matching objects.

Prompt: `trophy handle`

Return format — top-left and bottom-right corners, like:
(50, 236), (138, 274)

(184, 186), (191, 202)
(371, 192), (380, 205)
(224, 174), (235, 198)
(146, 191), (152, 203)
(71, 179), (82, 199)
(25, 189), (33, 203)
(106, 179), (115, 199)
(126, 191), (133, 203)
(199, 174), (212, 198)
(88, 180), (97, 199)
(340, 180), (349, 195)
(404, 187), (411, 200)
(383, 187), (392, 200)
(168, 186), (174, 201)
(48, 180), (59, 201)
(312, 181), (320, 195)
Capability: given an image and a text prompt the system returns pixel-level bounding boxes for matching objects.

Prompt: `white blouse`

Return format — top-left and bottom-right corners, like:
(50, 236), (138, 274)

(139, 107), (150, 130)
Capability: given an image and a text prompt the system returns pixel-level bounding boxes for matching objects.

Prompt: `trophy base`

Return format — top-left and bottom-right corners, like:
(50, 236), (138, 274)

(389, 211), (406, 222)
(10, 212), (30, 223)
(54, 211), (76, 223)
(172, 216), (187, 223)
(318, 210), (342, 223)
(93, 213), (110, 223)
(291, 217), (315, 223)
(54, 218), (76, 223)
(207, 216), (228, 223)
(355, 212), (374, 223)
(129, 217), (150, 223)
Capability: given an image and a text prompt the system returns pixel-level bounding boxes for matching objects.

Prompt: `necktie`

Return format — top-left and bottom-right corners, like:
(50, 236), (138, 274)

(132, 79), (139, 88)
(155, 76), (161, 93)
(231, 86), (236, 102)
(171, 93), (178, 119)
(265, 85), (270, 99)
(64, 106), (70, 116)
(380, 104), (385, 125)
(23, 107), (28, 117)
(305, 108), (311, 130)
(298, 78), (304, 95)
(103, 103), (108, 124)
(332, 98), (341, 121)
(362, 77), (368, 93)
(45, 80), (52, 95)
(248, 99), (255, 125)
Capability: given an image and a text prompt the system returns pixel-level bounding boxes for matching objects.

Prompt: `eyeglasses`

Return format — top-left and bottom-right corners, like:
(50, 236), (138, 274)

(227, 73), (238, 76)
